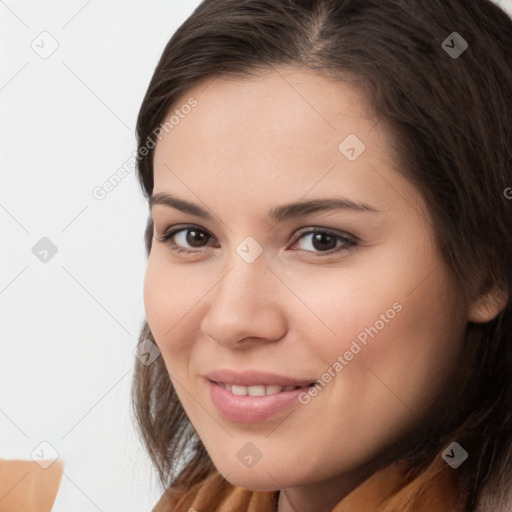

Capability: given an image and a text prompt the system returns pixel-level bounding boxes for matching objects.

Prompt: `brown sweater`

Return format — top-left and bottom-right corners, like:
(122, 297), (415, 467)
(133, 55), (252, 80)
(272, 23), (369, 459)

(154, 457), (467, 512)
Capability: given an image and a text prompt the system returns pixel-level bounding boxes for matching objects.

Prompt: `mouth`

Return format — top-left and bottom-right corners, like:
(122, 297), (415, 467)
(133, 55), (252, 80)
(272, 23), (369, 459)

(206, 378), (318, 423)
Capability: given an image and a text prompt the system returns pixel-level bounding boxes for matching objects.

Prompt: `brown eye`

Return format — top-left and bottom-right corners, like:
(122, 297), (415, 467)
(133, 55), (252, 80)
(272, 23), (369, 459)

(156, 225), (216, 252)
(292, 229), (357, 255)
(183, 229), (210, 247)
(310, 232), (337, 251)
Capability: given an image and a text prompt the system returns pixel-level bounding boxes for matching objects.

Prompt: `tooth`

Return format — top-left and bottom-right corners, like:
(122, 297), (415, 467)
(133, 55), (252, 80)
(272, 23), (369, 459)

(247, 385), (266, 396)
(228, 384), (300, 396)
(232, 385), (248, 396)
(265, 385), (283, 395)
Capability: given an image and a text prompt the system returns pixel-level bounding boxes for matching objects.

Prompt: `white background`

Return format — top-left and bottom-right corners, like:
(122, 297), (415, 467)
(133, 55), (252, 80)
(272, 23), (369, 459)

(1, 1), (511, 511)
(0, 1), (202, 510)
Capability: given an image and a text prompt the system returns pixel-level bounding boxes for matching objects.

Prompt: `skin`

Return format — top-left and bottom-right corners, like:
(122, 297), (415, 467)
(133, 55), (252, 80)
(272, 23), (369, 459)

(143, 67), (504, 512)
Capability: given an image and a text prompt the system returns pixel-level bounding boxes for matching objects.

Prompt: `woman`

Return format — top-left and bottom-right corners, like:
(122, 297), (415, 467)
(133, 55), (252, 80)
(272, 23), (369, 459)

(132, 0), (512, 510)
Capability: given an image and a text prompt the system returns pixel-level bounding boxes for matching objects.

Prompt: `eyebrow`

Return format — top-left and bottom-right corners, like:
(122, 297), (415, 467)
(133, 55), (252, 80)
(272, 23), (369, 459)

(149, 192), (380, 223)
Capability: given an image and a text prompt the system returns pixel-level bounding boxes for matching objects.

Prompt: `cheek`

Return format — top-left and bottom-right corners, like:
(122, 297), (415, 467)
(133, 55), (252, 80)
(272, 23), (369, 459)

(285, 245), (464, 419)
(143, 252), (195, 356)
(143, 255), (171, 341)
(143, 251), (220, 364)
(372, 287), (462, 426)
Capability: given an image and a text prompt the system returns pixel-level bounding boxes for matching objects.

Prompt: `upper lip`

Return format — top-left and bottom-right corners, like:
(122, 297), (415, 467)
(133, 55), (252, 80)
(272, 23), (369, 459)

(204, 369), (315, 387)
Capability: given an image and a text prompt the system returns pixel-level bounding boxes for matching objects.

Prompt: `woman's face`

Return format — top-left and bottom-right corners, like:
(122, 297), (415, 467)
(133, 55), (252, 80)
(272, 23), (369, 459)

(144, 67), (468, 499)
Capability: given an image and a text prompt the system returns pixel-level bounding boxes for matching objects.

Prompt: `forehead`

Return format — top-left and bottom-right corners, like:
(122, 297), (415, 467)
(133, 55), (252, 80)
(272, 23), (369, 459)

(152, 67), (422, 219)
(155, 67), (377, 159)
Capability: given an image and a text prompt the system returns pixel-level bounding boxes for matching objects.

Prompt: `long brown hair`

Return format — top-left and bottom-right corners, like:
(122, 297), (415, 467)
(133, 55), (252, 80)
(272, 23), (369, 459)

(131, 1), (512, 509)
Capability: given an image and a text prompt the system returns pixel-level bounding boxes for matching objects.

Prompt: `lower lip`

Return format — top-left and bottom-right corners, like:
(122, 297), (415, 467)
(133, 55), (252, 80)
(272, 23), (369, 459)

(207, 380), (312, 423)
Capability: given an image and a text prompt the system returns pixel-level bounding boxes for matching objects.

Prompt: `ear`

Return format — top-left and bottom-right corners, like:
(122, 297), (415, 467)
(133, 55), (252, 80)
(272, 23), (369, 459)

(467, 286), (509, 323)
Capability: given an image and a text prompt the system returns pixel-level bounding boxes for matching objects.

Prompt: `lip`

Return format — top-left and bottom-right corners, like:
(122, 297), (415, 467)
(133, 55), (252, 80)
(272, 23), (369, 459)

(204, 369), (316, 423)
(204, 369), (315, 387)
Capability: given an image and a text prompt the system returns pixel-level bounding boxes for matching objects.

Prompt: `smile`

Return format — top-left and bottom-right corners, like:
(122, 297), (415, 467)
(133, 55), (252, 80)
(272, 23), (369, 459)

(216, 383), (303, 396)
(206, 378), (316, 423)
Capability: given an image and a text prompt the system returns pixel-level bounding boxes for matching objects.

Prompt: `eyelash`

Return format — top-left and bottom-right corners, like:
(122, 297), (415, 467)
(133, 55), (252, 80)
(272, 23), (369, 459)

(154, 223), (358, 257)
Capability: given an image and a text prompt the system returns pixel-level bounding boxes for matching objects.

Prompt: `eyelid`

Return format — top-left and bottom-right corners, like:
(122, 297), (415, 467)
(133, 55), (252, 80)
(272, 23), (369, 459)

(157, 223), (214, 239)
(154, 223), (218, 247)
(291, 225), (358, 242)
(288, 227), (358, 256)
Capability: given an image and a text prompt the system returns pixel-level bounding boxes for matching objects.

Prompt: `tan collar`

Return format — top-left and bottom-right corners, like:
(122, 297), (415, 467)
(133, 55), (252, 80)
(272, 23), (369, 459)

(155, 458), (465, 512)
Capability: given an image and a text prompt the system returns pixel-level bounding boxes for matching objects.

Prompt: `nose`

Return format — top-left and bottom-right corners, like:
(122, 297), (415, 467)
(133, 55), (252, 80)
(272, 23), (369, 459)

(200, 255), (288, 349)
